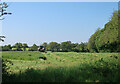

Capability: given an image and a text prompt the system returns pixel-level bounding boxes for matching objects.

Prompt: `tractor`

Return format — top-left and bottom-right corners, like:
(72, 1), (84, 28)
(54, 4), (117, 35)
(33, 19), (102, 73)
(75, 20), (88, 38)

(38, 46), (46, 52)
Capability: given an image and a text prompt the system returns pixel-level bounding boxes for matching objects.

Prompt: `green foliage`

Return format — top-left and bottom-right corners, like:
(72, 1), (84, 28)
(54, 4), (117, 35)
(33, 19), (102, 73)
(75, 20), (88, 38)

(12, 43), (23, 51)
(60, 41), (72, 52)
(72, 42), (89, 52)
(22, 43), (28, 51)
(2, 44), (12, 51)
(2, 59), (13, 81)
(88, 29), (100, 52)
(28, 44), (38, 51)
(47, 42), (60, 52)
(88, 10), (120, 52)
(1, 42), (89, 52)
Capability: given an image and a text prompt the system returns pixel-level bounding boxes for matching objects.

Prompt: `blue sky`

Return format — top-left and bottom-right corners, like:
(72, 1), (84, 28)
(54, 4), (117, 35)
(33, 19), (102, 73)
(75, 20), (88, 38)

(1, 2), (118, 46)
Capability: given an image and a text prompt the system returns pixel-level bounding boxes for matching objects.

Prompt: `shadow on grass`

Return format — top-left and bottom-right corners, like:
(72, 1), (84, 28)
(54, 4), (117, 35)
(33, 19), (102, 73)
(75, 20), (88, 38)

(2, 62), (120, 83)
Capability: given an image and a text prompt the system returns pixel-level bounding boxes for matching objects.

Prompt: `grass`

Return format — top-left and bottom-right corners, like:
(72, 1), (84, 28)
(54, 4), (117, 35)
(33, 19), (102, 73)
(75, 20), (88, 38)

(2, 51), (120, 82)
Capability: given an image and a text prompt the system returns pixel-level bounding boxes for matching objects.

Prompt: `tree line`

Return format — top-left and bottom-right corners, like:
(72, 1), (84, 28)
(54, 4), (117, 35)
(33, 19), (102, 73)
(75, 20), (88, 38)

(0, 10), (119, 53)
(0, 41), (89, 52)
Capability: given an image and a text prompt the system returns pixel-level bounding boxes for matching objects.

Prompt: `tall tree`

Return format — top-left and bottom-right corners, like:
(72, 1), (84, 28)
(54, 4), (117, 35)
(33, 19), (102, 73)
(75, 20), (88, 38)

(29, 44), (38, 51)
(22, 43), (28, 51)
(87, 28), (100, 52)
(47, 42), (60, 52)
(95, 10), (119, 52)
(60, 41), (72, 52)
(88, 10), (120, 52)
(13, 43), (22, 51)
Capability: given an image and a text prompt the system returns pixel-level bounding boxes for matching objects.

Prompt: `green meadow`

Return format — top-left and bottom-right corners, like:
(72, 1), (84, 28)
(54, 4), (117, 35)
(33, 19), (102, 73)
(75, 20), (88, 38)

(2, 51), (120, 82)
(1, 1), (120, 83)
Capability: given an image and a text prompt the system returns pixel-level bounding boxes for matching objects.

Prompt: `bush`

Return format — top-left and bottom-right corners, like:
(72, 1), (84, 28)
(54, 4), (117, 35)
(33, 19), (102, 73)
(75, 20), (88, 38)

(2, 59), (13, 81)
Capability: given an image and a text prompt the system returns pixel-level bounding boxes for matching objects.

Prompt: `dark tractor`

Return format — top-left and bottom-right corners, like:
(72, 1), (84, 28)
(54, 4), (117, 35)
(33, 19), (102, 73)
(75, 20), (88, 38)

(38, 46), (46, 52)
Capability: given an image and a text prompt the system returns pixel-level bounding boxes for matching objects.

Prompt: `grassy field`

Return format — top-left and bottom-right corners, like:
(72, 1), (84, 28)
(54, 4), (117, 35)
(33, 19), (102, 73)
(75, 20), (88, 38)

(2, 51), (120, 82)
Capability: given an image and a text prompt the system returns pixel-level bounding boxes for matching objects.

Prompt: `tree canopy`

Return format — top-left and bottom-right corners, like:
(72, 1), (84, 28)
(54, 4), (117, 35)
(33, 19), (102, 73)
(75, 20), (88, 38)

(88, 10), (120, 52)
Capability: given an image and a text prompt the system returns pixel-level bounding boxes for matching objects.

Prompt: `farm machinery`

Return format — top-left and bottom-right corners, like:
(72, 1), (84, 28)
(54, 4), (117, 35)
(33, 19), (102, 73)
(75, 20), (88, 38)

(38, 46), (46, 52)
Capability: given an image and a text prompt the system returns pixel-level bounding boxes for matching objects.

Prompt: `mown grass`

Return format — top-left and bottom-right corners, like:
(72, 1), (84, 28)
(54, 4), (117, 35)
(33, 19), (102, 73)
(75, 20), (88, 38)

(2, 51), (120, 82)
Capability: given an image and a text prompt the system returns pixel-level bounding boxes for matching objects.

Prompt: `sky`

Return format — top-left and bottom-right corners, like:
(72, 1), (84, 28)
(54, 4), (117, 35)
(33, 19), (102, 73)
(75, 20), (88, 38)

(3, 0), (120, 2)
(1, 2), (118, 46)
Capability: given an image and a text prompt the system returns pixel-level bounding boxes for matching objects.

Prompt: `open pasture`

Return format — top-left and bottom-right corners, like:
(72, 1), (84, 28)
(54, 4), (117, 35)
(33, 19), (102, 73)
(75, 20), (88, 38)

(2, 51), (120, 82)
